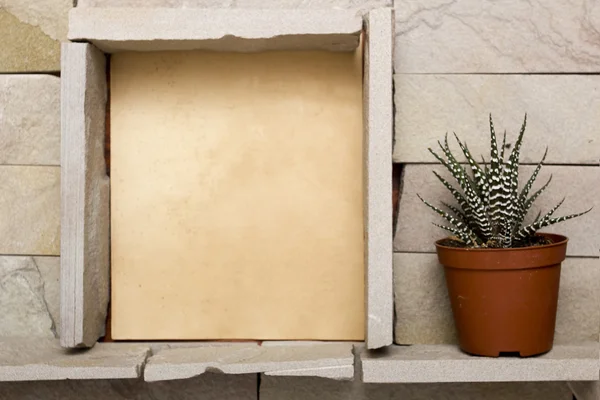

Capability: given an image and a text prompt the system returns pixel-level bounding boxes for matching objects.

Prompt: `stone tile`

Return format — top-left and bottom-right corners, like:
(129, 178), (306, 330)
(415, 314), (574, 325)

(145, 342), (354, 381)
(361, 343), (599, 383)
(394, 0), (600, 73)
(0, 339), (150, 381)
(0, 166), (60, 255)
(0, 257), (57, 338)
(0, 0), (72, 73)
(77, 0), (391, 14)
(260, 376), (573, 400)
(0, 373), (256, 399)
(394, 165), (599, 257)
(68, 8), (363, 53)
(394, 254), (599, 345)
(0, 75), (60, 165)
(392, 75), (600, 165)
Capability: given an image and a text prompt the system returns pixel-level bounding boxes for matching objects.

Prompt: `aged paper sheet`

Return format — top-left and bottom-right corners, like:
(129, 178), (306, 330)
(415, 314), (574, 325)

(110, 49), (364, 340)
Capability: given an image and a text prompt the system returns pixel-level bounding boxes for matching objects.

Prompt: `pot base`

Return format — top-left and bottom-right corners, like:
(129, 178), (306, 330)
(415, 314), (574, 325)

(459, 345), (553, 358)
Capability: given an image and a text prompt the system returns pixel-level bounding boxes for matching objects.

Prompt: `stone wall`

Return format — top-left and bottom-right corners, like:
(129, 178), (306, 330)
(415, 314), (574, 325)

(0, 0), (598, 399)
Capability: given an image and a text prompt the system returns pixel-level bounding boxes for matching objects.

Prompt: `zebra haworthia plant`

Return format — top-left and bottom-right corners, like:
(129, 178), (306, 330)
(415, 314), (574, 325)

(419, 114), (592, 248)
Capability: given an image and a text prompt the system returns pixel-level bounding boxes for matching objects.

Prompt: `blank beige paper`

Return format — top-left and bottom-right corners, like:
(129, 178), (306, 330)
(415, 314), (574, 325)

(110, 50), (364, 340)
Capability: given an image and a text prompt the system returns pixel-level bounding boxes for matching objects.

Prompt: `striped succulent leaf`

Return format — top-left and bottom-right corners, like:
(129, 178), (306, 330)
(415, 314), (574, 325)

(515, 205), (593, 243)
(419, 114), (591, 248)
(515, 147), (548, 224)
(418, 195), (482, 246)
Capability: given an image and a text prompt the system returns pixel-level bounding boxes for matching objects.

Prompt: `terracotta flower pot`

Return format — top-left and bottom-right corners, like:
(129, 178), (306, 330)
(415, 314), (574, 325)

(436, 233), (567, 357)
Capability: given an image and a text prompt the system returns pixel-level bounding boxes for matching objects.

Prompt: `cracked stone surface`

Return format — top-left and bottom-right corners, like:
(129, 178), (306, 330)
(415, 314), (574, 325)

(0, 256), (59, 339)
(0, 75), (61, 166)
(0, 374), (256, 399)
(0, 166), (60, 256)
(144, 342), (354, 381)
(0, 339), (150, 381)
(393, 0), (600, 72)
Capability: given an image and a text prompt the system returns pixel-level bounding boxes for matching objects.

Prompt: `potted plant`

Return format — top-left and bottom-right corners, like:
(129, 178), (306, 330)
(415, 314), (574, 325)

(419, 114), (592, 357)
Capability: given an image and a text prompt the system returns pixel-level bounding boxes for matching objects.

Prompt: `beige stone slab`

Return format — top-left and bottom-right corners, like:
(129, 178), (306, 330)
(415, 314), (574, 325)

(0, 166), (60, 255)
(77, 0), (391, 14)
(393, 0), (600, 73)
(364, 8), (394, 350)
(394, 165), (599, 257)
(110, 50), (365, 341)
(68, 8), (362, 53)
(394, 254), (600, 345)
(60, 43), (109, 348)
(0, 9), (60, 73)
(392, 75), (600, 164)
(261, 376), (573, 400)
(0, 256), (59, 338)
(360, 343), (599, 383)
(144, 342), (354, 382)
(0, 374), (257, 399)
(0, 339), (150, 381)
(0, 75), (60, 165)
(1, 0), (71, 41)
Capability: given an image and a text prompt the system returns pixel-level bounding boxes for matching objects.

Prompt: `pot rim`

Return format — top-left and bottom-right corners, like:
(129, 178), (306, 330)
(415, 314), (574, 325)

(434, 232), (568, 252)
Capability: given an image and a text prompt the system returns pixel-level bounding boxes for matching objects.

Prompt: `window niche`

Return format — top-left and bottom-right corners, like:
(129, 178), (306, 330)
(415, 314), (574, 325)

(61, 8), (393, 350)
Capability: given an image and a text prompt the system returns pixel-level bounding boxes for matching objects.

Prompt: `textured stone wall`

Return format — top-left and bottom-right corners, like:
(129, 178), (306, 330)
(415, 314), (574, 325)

(0, 0), (598, 399)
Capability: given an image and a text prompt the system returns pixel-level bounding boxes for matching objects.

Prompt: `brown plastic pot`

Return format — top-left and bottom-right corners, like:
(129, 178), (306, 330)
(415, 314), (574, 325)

(436, 233), (567, 357)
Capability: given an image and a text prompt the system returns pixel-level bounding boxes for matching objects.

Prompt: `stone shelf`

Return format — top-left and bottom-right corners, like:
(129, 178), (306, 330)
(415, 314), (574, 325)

(0, 339), (355, 382)
(0, 339), (150, 381)
(361, 343), (599, 383)
(144, 341), (355, 382)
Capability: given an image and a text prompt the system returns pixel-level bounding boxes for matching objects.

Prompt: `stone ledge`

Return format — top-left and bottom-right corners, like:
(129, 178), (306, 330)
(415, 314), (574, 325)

(144, 342), (355, 382)
(361, 343), (599, 383)
(68, 8), (363, 53)
(0, 339), (150, 382)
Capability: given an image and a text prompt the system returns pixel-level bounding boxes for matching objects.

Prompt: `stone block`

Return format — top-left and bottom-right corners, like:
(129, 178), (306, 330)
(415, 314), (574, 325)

(360, 343), (599, 383)
(0, 0), (71, 73)
(68, 8), (363, 53)
(260, 376), (573, 400)
(392, 75), (600, 165)
(60, 43), (109, 348)
(394, 254), (599, 345)
(569, 381), (600, 400)
(394, 165), (599, 257)
(0, 374), (257, 400)
(364, 8), (394, 350)
(0, 339), (150, 381)
(393, 0), (600, 73)
(0, 75), (60, 165)
(76, 0), (391, 14)
(0, 256), (59, 338)
(0, 166), (60, 255)
(144, 342), (354, 382)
